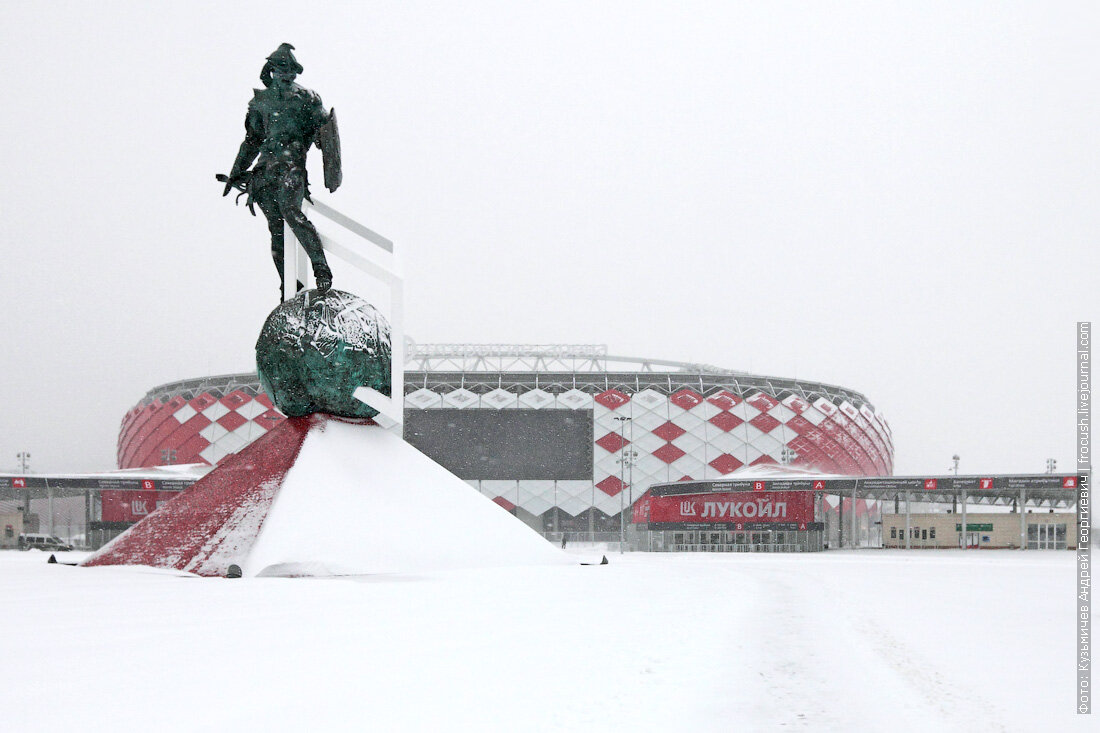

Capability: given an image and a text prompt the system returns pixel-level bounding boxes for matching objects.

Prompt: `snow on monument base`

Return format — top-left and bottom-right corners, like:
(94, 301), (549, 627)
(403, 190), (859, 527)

(83, 415), (570, 577)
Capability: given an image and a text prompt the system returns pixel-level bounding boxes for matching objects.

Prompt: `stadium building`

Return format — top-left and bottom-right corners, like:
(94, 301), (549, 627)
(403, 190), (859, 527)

(6, 347), (1082, 552)
(116, 344), (895, 537)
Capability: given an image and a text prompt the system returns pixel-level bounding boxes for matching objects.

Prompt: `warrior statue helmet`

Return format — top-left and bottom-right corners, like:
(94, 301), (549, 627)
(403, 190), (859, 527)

(260, 43), (304, 87)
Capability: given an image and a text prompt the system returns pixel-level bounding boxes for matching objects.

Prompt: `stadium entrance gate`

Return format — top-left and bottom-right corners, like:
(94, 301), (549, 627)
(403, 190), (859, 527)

(631, 485), (826, 552)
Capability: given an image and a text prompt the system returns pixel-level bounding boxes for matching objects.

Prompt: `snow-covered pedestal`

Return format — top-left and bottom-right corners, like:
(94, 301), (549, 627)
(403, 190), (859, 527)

(83, 415), (570, 576)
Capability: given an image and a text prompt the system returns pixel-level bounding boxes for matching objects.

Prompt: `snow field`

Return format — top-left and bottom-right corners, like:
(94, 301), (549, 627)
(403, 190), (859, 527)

(0, 549), (1087, 732)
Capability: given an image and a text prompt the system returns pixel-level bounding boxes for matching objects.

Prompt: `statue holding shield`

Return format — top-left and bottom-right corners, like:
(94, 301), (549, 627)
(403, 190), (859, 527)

(218, 43), (342, 299)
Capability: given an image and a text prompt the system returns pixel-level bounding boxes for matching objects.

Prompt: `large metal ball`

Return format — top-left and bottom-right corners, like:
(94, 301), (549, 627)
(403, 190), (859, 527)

(255, 289), (391, 418)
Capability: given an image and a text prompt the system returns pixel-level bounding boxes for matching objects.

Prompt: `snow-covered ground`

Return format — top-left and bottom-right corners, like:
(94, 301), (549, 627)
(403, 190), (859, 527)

(2, 549), (1087, 731)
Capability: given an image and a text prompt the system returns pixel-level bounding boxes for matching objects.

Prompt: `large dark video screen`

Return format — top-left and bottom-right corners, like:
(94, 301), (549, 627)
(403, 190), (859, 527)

(404, 409), (593, 480)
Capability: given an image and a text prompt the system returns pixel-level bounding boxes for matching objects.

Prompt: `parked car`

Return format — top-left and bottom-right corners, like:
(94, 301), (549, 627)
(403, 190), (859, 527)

(18, 534), (74, 551)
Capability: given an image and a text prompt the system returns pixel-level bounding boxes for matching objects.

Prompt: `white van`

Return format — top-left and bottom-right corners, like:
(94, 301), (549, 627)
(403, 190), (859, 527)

(18, 534), (74, 551)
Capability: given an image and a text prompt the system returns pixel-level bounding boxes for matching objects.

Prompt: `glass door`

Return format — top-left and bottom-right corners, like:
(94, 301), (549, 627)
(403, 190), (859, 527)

(1041, 524), (1065, 549)
(1028, 524), (1067, 549)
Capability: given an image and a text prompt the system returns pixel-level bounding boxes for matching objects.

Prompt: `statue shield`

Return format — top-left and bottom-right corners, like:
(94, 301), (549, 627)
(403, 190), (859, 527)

(316, 108), (342, 192)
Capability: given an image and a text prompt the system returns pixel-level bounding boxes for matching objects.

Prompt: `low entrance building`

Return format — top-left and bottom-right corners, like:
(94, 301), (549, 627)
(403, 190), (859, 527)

(883, 512), (1077, 549)
(633, 473), (1083, 552)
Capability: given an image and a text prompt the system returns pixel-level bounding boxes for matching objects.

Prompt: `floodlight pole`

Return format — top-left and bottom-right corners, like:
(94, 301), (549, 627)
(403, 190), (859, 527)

(960, 487), (968, 550)
(1020, 488), (1027, 550)
(627, 420), (635, 546)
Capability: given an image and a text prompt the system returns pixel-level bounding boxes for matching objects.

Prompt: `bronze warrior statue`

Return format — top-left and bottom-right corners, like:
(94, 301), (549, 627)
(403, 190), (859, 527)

(218, 43), (342, 299)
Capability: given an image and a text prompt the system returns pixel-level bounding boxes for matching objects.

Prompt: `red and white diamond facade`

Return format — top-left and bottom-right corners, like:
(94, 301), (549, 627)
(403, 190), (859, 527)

(118, 351), (893, 529)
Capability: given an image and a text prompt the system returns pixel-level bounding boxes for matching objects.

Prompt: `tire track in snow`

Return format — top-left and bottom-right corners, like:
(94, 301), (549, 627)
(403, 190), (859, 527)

(736, 557), (1013, 732)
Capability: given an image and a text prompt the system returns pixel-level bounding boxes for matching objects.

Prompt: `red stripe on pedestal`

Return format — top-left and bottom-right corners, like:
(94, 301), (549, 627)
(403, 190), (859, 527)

(84, 416), (313, 576)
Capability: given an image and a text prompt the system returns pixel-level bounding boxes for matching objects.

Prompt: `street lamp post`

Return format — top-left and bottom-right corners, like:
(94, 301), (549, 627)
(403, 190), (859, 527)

(16, 452), (31, 527)
(951, 454), (960, 513)
(616, 448), (638, 554)
(628, 447), (635, 525)
(613, 416), (631, 554)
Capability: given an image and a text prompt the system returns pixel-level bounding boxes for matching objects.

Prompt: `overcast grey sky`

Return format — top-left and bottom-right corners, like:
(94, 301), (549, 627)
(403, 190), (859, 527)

(0, 1), (1095, 476)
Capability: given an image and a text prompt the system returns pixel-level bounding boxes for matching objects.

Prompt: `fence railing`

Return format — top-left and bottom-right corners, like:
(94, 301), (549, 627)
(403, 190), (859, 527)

(667, 543), (806, 553)
(543, 532), (631, 544)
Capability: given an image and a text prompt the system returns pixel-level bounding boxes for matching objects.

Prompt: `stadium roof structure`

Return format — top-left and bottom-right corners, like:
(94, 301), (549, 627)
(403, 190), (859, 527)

(0, 465), (208, 483)
(134, 344), (876, 409)
(403, 343), (738, 374)
(752, 474), (1080, 509)
(835, 474), (1084, 509)
(648, 474), (1082, 509)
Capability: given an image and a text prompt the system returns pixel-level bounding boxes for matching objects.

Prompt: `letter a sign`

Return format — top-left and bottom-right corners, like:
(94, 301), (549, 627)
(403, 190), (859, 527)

(799, 522), (807, 530)
(813, 480), (825, 490)
(1063, 476), (1077, 488)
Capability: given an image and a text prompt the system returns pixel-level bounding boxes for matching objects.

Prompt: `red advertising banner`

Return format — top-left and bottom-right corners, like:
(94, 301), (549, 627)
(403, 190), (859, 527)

(100, 490), (181, 523)
(646, 490), (815, 525)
